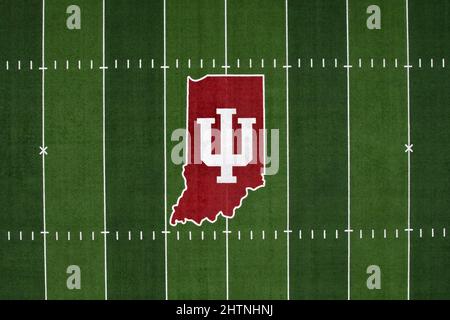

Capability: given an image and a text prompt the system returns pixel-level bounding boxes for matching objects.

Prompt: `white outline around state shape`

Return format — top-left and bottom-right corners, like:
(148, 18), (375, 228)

(169, 74), (266, 227)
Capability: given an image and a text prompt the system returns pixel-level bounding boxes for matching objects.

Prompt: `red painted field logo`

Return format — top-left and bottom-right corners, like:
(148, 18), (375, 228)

(170, 75), (265, 226)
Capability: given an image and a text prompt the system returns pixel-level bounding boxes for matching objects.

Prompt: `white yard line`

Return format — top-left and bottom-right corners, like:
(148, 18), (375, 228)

(224, 0), (230, 301)
(41, 0), (48, 301)
(163, 0), (169, 301)
(405, 0), (412, 301)
(102, 0), (108, 301)
(345, 0), (351, 301)
(284, 0), (290, 301)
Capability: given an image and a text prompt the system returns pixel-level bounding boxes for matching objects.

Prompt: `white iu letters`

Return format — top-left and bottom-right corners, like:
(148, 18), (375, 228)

(197, 108), (255, 183)
(66, 5), (81, 30)
(66, 265), (81, 290)
(366, 265), (381, 290)
(366, 5), (381, 30)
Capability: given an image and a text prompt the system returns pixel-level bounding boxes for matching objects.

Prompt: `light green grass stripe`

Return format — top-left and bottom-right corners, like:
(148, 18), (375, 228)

(166, 0), (226, 299)
(227, 0), (287, 299)
(45, 0), (104, 299)
(349, 0), (408, 299)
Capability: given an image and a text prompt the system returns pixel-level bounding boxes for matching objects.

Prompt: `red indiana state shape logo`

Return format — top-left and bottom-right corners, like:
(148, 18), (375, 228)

(170, 75), (266, 226)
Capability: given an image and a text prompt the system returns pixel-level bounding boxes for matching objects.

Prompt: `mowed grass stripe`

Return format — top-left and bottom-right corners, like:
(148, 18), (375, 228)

(0, 0), (44, 299)
(105, 0), (165, 299)
(227, 0), (287, 299)
(410, 0), (450, 299)
(167, 0), (226, 299)
(349, 0), (408, 299)
(45, 0), (104, 299)
(289, 0), (348, 299)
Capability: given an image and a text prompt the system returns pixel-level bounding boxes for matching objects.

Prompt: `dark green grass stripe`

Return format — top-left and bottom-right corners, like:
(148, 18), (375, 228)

(105, 0), (165, 300)
(289, 0), (348, 299)
(0, 0), (44, 299)
(410, 0), (450, 299)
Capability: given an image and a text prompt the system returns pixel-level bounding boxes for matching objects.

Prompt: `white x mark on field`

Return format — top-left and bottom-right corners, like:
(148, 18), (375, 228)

(39, 146), (48, 156)
(405, 144), (413, 153)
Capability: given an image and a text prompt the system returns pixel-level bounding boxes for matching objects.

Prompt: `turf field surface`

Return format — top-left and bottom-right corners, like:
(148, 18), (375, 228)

(0, 0), (449, 300)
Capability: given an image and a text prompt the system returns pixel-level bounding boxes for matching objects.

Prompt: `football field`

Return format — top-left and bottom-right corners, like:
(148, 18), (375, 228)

(0, 0), (450, 300)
